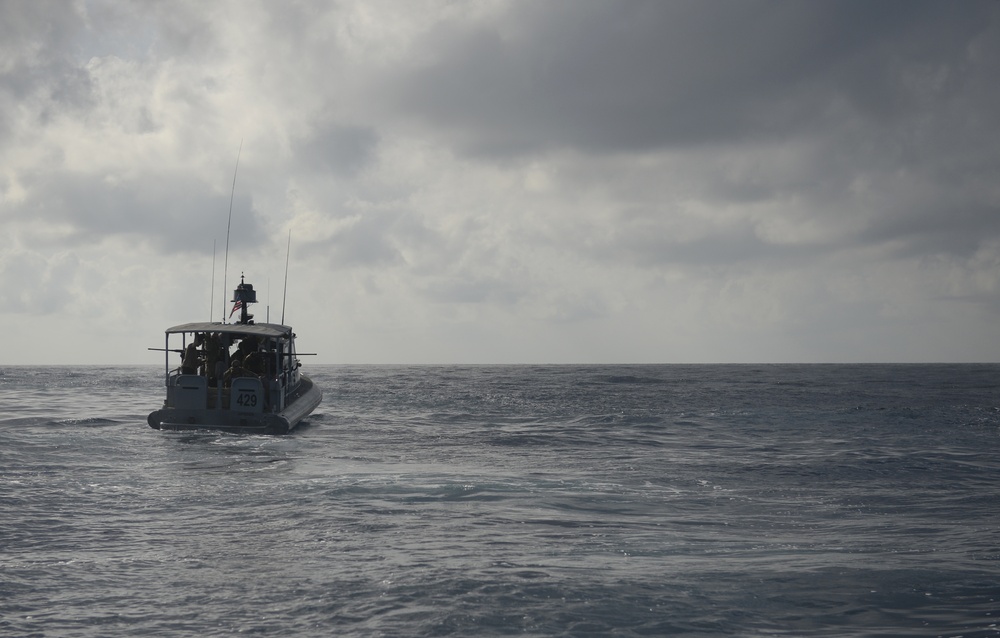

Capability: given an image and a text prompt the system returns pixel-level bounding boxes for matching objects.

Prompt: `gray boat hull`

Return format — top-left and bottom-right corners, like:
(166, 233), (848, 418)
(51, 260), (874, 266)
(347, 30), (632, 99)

(148, 375), (322, 435)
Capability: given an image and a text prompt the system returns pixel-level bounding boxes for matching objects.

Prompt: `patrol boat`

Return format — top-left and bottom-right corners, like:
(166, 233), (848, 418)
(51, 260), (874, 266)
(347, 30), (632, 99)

(147, 276), (322, 434)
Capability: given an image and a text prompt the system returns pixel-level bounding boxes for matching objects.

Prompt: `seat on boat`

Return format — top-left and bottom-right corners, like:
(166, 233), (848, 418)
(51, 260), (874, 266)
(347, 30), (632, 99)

(168, 374), (207, 410)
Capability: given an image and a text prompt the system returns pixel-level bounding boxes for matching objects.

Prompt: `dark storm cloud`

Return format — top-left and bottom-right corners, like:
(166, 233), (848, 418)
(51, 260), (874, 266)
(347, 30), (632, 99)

(374, 0), (1000, 269)
(861, 202), (1000, 260)
(0, 0), (228, 143)
(387, 0), (997, 155)
(0, 1), (85, 74)
(0, 2), (93, 140)
(421, 274), (525, 306)
(299, 209), (410, 268)
(291, 123), (379, 176)
(7, 171), (267, 254)
(599, 219), (813, 269)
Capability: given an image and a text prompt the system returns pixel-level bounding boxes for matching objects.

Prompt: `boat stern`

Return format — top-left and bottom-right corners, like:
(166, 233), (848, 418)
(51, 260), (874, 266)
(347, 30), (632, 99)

(146, 408), (292, 435)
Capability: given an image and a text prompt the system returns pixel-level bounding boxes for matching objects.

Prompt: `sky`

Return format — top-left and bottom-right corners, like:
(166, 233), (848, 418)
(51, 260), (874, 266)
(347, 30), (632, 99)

(2, 0), (1000, 365)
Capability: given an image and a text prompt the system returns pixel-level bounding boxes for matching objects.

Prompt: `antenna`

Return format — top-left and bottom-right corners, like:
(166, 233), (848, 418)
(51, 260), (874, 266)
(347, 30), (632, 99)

(209, 239), (216, 321)
(281, 229), (291, 325)
(222, 139), (243, 322)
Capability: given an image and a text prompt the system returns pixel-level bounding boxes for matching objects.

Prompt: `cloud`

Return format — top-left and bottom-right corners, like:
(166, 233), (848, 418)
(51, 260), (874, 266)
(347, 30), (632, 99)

(0, 248), (80, 314)
(381, 1), (998, 155)
(356, 0), (1000, 287)
(291, 122), (379, 177)
(1, 0), (1000, 363)
(300, 209), (411, 268)
(4, 169), (266, 254)
(0, 2), (90, 143)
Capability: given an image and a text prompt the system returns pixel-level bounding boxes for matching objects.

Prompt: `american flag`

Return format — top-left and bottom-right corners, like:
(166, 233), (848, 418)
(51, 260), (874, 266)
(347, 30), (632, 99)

(229, 300), (242, 318)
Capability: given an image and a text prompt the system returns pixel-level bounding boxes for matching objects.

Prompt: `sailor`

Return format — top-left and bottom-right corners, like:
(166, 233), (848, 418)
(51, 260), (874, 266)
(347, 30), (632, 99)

(203, 333), (222, 385)
(213, 351), (226, 387)
(222, 358), (254, 387)
(237, 336), (259, 360)
(181, 340), (203, 375)
(244, 350), (265, 376)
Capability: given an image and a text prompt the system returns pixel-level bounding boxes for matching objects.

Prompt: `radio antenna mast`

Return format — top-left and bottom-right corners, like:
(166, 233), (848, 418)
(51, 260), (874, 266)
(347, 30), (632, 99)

(281, 229), (291, 325)
(209, 238), (216, 321)
(222, 139), (243, 322)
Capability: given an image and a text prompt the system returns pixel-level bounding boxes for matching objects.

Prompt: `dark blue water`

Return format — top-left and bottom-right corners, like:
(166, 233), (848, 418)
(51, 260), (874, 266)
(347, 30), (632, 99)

(1, 364), (998, 636)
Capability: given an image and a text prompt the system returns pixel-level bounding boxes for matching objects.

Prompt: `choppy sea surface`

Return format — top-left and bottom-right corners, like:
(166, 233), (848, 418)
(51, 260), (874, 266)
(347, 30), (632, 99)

(1, 364), (998, 637)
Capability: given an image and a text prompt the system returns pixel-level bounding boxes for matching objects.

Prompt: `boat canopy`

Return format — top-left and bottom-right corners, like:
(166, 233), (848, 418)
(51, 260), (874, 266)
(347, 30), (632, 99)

(165, 322), (293, 339)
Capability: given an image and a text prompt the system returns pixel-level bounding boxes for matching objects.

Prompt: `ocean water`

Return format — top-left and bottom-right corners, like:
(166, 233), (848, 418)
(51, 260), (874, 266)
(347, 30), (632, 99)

(1, 364), (998, 637)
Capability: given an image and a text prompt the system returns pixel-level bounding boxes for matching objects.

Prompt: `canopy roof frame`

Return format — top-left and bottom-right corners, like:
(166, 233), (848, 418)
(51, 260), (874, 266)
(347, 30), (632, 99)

(165, 322), (293, 339)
